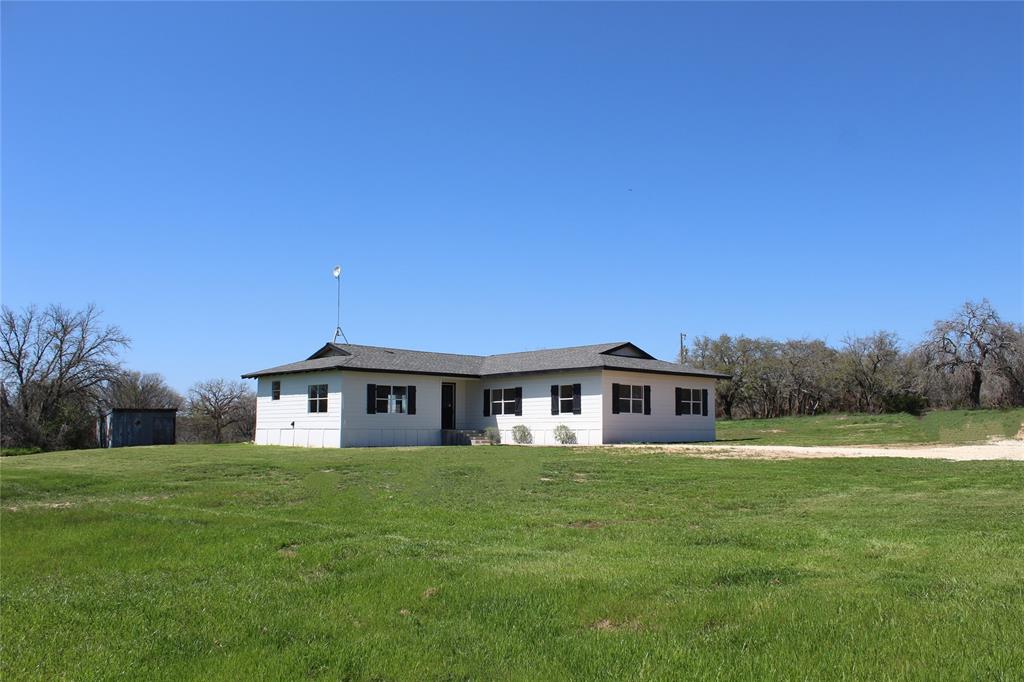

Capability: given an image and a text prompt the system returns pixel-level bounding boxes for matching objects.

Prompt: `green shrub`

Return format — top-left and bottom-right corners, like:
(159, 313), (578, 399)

(0, 447), (44, 457)
(882, 392), (928, 416)
(553, 424), (577, 445)
(484, 426), (501, 445)
(512, 424), (533, 445)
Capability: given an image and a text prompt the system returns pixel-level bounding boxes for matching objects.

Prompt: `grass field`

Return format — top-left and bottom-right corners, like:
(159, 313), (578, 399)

(715, 408), (1024, 446)
(2, 444), (1023, 680)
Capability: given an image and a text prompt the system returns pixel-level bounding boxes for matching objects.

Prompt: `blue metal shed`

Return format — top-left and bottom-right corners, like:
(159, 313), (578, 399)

(98, 409), (177, 448)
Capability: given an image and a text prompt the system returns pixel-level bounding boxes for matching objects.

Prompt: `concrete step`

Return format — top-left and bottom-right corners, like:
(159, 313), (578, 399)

(441, 429), (492, 446)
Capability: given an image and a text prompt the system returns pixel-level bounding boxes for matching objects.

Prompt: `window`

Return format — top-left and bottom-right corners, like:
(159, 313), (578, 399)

(375, 385), (406, 414)
(271, 381), (281, 401)
(677, 388), (699, 415)
(551, 383), (582, 415)
(560, 385), (574, 414)
(676, 388), (707, 416)
(484, 387), (521, 417)
(308, 384), (328, 413)
(619, 384), (645, 414)
(611, 383), (650, 415)
(366, 384), (416, 415)
(491, 388), (518, 415)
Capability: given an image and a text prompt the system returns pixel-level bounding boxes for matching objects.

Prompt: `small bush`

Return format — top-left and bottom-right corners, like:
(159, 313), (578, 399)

(553, 424), (577, 445)
(484, 426), (501, 444)
(512, 424), (533, 444)
(0, 447), (44, 457)
(882, 392), (928, 416)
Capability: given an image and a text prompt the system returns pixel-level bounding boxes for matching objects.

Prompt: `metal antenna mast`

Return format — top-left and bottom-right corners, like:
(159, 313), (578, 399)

(332, 265), (349, 344)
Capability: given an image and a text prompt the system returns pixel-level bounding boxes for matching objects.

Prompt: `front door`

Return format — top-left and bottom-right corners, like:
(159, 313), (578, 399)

(441, 383), (456, 429)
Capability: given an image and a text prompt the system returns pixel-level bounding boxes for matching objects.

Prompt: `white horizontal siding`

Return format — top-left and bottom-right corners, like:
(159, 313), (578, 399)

(254, 372), (341, 448)
(251, 365), (716, 449)
(601, 370), (716, 443)
(453, 379), (470, 429)
(341, 372), (473, 447)
(464, 370), (604, 445)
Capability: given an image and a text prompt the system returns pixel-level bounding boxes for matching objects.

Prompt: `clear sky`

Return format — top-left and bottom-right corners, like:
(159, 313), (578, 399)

(2, 2), (1022, 392)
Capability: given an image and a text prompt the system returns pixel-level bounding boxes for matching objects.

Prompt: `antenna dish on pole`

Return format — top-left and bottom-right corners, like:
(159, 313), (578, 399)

(332, 265), (349, 344)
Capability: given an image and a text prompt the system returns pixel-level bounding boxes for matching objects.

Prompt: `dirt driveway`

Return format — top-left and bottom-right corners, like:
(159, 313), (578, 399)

(626, 439), (1024, 461)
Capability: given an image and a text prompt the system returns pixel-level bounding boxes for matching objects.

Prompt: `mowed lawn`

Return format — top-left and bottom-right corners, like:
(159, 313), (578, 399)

(2, 445), (1023, 680)
(716, 408), (1024, 446)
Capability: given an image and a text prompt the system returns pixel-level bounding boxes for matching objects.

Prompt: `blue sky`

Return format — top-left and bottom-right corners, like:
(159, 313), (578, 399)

(3, 2), (1022, 392)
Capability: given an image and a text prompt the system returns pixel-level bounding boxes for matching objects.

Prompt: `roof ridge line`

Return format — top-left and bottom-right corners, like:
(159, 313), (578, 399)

(333, 343), (484, 358)
(484, 341), (628, 358)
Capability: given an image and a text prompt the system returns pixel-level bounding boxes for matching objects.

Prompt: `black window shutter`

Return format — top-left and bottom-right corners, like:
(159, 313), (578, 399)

(483, 389), (491, 417)
(701, 388), (709, 417)
(366, 384), (376, 414)
(611, 383), (620, 414)
(572, 383), (582, 414)
(407, 386), (416, 415)
(514, 387), (523, 416)
(643, 385), (651, 415)
(675, 387), (683, 415)
(551, 385), (559, 415)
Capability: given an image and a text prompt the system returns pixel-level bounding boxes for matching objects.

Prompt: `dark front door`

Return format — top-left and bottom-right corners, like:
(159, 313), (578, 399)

(441, 383), (456, 429)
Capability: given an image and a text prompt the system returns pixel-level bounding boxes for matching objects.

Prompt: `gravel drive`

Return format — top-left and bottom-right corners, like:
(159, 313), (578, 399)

(622, 439), (1024, 461)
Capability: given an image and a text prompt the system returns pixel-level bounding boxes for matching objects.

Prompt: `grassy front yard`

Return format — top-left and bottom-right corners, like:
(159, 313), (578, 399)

(2, 444), (1022, 680)
(715, 408), (1024, 446)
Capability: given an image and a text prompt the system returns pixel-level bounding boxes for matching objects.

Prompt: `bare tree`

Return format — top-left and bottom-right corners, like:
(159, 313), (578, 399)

(921, 299), (1011, 408)
(838, 332), (912, 413)
(235, 390), (257, 442)
(782, 339), (837, 416)
(185, 379), (255, 443)
(102, 370), (183, 410)
(1, 304), (129, 449)
(680, 334), (751, 419)
(988, 322), (1024, 406)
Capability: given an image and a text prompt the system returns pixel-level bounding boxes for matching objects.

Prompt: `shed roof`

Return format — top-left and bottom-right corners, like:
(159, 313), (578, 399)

(242, 341), (729, 380)
(104, 408), (179, 413)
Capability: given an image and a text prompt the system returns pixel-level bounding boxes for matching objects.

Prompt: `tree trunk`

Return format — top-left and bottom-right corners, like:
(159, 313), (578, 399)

(969, 368), (983, 408)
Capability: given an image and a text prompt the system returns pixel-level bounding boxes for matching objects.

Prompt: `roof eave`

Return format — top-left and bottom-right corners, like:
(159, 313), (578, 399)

(242, 366), (482, 380)
(602, 364), (731, 380)
(242, 365), (731, 380)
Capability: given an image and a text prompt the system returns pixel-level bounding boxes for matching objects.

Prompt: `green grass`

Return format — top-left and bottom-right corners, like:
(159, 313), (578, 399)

(2, 444), (1023, 680)
(715, 408), (1024, 447)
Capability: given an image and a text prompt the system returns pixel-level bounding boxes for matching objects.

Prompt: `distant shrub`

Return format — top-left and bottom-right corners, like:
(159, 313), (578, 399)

(0, 447), (43, 457)
(484, 426), (501, 445)
(881, 392), (928, 417)
(553, 424), (577, 445)
(512, 424), (533, 445)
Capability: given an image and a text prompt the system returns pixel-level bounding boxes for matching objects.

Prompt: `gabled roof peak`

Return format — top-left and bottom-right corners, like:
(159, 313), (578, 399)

(306, 343), (351, 360)
(600, 342), (655, 360)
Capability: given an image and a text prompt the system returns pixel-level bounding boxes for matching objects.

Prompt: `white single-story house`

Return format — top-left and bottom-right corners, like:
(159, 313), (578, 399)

(241, 341), (728, 448)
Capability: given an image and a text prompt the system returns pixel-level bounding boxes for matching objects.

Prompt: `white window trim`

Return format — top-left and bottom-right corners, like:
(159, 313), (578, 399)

(375, 385), (407, 414)
(619, 384), (644, 414)
(678, 388), (703, 415)
(308, 384), (328, 413)
(559, 384), (574, 414)
(491, 388), (517, 416)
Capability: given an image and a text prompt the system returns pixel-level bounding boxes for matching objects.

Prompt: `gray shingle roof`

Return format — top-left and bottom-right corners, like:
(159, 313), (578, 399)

(241, 341), (729, 380)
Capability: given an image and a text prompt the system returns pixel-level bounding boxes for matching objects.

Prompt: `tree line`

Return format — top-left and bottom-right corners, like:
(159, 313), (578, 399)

(680, 300), (1023, 419)
(1, 304), (255, 451)
(3, 298), (1020, 450)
